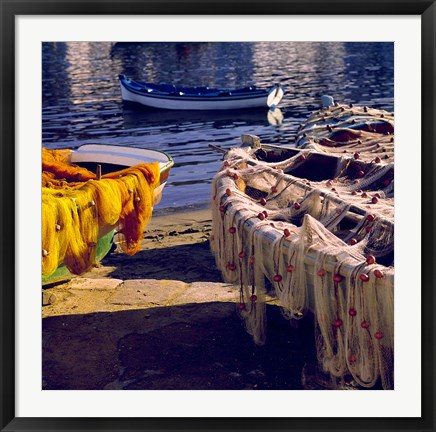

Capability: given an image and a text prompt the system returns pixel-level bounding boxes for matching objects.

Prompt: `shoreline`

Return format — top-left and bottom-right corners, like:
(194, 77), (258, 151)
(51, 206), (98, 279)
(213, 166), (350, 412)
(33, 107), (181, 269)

(152, 201), (212, 218)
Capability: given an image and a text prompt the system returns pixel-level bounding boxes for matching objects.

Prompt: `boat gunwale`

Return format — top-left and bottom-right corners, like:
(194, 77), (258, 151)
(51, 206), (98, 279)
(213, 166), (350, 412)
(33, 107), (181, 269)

(119, 74), (274, 101)
(70, 144), (174, 185)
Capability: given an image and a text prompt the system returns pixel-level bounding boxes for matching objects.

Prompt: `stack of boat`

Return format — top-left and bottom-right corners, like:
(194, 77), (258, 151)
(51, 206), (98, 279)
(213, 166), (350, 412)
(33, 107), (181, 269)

(210, 101), (394, 389)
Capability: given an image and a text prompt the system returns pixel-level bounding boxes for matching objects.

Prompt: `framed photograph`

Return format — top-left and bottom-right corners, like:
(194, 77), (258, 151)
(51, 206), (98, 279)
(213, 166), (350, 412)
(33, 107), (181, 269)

(1, 1), (434, 431)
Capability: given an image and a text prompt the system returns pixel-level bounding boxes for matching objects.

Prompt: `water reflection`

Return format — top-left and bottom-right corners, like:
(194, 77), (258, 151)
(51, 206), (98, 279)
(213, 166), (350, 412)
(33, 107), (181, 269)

(122, 104), (282, 129)
(42, 41), (393, 213)
(111, 42), (256, 88)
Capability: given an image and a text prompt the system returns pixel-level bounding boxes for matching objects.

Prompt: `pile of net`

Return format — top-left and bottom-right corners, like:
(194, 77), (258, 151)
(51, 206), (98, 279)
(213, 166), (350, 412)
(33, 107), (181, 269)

(210, 145), (394, 389)
(42, 148), (160, 279)
(296, 104), (394, 162)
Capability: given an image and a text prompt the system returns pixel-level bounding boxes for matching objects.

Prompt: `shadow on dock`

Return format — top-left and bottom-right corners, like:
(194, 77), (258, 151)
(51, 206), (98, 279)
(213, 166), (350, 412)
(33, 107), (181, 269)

(43, 302), (315, 390)
(101, 239), (223, 284)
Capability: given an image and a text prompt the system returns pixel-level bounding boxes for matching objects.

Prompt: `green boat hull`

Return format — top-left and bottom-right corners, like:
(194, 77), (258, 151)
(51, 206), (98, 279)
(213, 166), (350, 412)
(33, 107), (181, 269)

(42, 230), (115, 286)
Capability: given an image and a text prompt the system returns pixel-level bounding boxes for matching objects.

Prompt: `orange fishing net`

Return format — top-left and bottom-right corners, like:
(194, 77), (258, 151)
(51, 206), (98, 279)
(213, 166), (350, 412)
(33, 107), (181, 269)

(42, 148), (160, 278)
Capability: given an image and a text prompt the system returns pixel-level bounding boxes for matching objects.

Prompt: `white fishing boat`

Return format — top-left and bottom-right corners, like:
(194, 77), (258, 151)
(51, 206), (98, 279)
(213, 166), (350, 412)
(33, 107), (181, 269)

(119, 74), (284, 110)
(69, 144), (173, 206)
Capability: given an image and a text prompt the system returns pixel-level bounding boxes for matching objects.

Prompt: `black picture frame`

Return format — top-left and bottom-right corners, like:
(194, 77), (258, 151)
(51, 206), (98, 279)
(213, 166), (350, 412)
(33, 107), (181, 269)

(1, 1), (434, 431)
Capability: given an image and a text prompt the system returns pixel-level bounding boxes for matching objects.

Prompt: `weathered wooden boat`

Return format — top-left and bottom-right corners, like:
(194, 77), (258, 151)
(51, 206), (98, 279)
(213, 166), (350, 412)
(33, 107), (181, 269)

(42, 144), (174, 286)
(210, 101), (394, 389)
(119, 74), (284, 111)
(296, 98), (394, 162)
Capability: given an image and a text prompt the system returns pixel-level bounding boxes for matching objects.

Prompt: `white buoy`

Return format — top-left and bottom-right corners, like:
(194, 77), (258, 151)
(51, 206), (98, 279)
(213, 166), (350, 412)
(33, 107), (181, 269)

(321, 95), (335, 108)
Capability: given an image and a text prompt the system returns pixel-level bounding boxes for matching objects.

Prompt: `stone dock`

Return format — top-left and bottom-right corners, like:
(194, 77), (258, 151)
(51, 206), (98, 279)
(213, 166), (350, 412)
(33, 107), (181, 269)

(42, 210), (322, 390)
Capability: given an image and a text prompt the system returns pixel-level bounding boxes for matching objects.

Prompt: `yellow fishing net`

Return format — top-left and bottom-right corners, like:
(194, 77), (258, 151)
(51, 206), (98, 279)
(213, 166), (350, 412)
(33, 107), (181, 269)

(42, 148), (160, 278)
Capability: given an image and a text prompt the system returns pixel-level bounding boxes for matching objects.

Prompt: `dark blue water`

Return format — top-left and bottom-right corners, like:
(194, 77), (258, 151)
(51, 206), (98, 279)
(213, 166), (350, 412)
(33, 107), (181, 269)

(42, 42), (394, 214)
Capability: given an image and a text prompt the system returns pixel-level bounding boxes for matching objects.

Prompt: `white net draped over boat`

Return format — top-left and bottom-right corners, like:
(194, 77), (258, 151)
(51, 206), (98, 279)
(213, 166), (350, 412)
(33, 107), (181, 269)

(296, 103), (394, 163)
(211, 146), (394, 389)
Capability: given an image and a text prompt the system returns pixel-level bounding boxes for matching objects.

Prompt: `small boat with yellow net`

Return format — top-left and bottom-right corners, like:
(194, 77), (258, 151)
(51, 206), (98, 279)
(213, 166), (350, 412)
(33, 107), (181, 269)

(42, 144), (174, 285)
(210, 100), (394, 389)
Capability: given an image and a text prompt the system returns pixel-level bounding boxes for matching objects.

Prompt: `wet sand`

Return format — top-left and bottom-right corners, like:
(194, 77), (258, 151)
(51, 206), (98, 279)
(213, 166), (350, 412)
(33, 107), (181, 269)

(42, 209), (328, 391)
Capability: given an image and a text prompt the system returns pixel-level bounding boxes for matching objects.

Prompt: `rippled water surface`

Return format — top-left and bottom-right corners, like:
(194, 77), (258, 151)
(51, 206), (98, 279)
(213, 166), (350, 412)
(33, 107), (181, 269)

(42, 42), (394, 214)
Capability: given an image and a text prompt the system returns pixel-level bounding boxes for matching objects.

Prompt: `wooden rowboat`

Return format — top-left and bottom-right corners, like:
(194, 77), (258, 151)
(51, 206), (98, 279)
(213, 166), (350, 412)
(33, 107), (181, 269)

(119, 74), (285, 111)
(42, 144), (174, 286)
(210, 102), (394, 389)
(69, 144), (173, 207)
